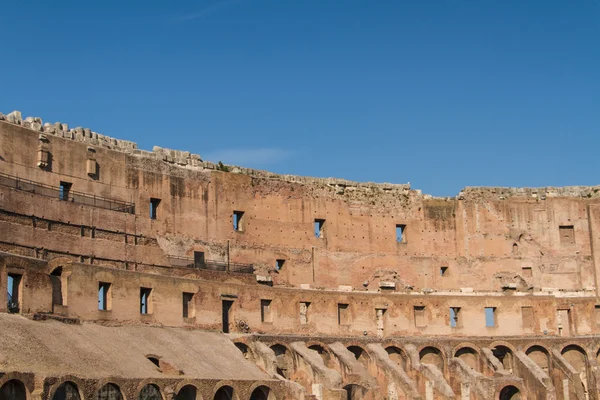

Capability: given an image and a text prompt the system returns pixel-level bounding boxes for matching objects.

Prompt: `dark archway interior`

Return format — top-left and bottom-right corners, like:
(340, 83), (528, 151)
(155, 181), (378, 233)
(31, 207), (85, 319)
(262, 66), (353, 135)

(139, 384), (162, 400)
(0, 379), (27, 400)
(344, 384), (368, 400)
(97, 383), (123, 400)
(175, 385), (197, 400)
(214, 386), (234, 400)
(53, 381), (81, 400)
(499, 385), (521, 400)
(250, 386), (273, 400)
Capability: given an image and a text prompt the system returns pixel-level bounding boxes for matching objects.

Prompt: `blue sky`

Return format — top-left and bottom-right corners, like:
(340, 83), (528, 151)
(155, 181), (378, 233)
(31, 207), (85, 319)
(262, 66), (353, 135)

(0, 1), (598, 196)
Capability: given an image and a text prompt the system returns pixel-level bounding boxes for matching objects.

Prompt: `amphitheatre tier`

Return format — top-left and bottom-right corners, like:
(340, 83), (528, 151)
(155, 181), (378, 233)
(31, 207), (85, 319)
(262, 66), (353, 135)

(0, 110), (599, 399)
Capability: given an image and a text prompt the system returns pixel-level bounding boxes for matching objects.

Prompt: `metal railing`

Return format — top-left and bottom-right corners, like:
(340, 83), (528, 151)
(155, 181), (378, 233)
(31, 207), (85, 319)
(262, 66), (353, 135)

(167, 256), (254, 274)
(0, 172), (135, 214)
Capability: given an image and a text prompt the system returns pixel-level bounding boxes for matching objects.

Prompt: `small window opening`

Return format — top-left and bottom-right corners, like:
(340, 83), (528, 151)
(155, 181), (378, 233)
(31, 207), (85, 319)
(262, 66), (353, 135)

(222, 299), (233, 333)
(140, 287), (152, 314)
(522, 306), (534, 330)
(559, 225), (575, 245)
(233, 210), (245, 231)
(59, 181), (72, 201)
(147, 356), (160, 368)
(440, 266), (448, 276)
(182, 292), (194, 318)
(261, 299), (273, 323)
(7, 273), (22, 313)
(522, 266), (532, 278)
(512, 243), (519, 256)
(98, 282), (112, 311)
(338, 303), (350, 325)
(595, 305), (600, 327)
(299, 301), (310, 325)
(150, 198), (161, 220)
(396, 224), (406, 243)
(314, 219), (325, 238)
(450, 307), (461, 328)
(414, 305), (426, 327)
(485, 307), (497, 327)
(276, 259), (285, 271)
(193, 251), (205, 268)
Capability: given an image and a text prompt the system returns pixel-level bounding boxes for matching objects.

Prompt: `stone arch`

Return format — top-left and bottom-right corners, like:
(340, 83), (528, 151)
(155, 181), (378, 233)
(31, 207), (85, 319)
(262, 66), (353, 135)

(234, 342), (254, 362)
(343, 384), (369, 400)
(347, 345), (370, 368)
(308, 343), (337, 370)
(175, 383), (201, 400)
(525, 345), (550, 373)
(498, 385), (521, 400)
(138, 384), (162, 400)
(249, 385), (276, 400)
(385, 346), (408, 371)
(454, 347), (479, 372)
(491, 345), (515, 373)
(212, 384), (239, 400)
(561, 344), (589, 397)
(270, 344), (294, 379)
(97, 383), (124, 400)
(0, 379), (27, 400)
(51, 381), (82, 400)
(419, 346), (444, 372)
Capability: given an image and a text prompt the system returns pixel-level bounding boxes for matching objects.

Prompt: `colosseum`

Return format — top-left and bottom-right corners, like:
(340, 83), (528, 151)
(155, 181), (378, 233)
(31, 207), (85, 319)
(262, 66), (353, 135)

(0, 110), (598, 400)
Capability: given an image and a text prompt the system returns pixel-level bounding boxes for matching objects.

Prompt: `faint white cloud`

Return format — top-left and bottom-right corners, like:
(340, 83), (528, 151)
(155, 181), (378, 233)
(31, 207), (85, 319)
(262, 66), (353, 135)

(179, 0), (243, 21)
(204, 148), (292, 167)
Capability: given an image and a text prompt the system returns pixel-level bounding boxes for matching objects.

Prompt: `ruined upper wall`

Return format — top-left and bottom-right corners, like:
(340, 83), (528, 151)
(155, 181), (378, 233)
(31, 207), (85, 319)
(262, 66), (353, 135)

(0, 110), (411, 194)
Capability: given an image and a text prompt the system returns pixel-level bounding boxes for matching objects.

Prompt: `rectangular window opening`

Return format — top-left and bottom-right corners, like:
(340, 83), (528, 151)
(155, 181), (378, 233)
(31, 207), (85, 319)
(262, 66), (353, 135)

(59, 181), (72, 201)
(261, 299), (273, 323)
(314, 219), (325, 239)
(140, 287), (153, 314)
(233, 210), (245, 231)
(485, 307), (497, 327)
(396, 224), (406, 243)
(182, 292), (194, 318)
(522, 266), (532, 278)
(559, 225), (575, 245)
(299, 301), (310, 325)
(150, 198), (161, 220)
(338, 303), (349, 325)
(222, 300), (233, 333)
(595, 305), (600, 327)
(276, 259), (285, 271)
(194, 251), (205, 268)
(440, 266), (448, 276)
(98, 282), (112, 311)
(450, 307), (461, 328)
(7, 273), (22, 313)
(414, 305), (426, 327)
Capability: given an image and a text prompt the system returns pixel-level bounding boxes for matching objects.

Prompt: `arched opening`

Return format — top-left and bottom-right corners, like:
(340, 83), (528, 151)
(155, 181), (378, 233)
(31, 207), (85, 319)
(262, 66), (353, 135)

(343, 384), (368, 400)
(526, 346), (549, 373)
(234, 343), (252, 361)
(250, 386), (276, 400)
(214, 386), (235, 400)
(53, 381), (81, 400)
(309, 344), (335, 369)
(270, 344), (292, 379)
(175, 385), (197, 400)
(512, 243), (519, 256)
(561, 345), (589, 398)
(139, 384), (162, 400)
(97, 383), (123, 400)
(499, 385), (520, 400)
(455, 347), (479, 372)
(492, 345), (514, 373)
(0, 379), (27, 400)
(146, 356), (160, 368)
(419, 346), (444, 372)
(347, 346), (369, 368)
(385, 346), (408, 371)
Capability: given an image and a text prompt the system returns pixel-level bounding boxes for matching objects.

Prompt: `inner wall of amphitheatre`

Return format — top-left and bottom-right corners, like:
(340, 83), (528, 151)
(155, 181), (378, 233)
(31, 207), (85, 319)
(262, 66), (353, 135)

(0, 110), (600, 400)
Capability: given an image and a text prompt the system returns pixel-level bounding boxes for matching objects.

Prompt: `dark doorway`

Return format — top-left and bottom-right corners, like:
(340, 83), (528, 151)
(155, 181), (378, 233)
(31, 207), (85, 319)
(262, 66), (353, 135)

(50, 267), (63, 309)
(0, 379), (26, 400)
(222, 300), (233, 333)
(214, 386), (234, 400)
(175, 385), (197, 400)
(52, 381), (80, 400)
(499, 385), (520, 400)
